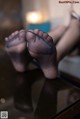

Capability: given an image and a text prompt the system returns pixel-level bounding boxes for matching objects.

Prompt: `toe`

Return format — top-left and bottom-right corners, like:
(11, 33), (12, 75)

(34, 29), (40, 34)
(43, 32), (48, 39)
(14, 31), (19, 35)
(46, 36), (54, 47)
(38, 30), (43, 36)
(26, 30), (35, 41)
(5, 37), (8, 41)
(13, 31), (19, 37)
(9, 35), (12, 40)
(11, 33), (15, 37)
(20, 29), (25, 34)
(10, 31), (18, 40)
(19, 30), (26, 39)
(47, 36), (52, 41)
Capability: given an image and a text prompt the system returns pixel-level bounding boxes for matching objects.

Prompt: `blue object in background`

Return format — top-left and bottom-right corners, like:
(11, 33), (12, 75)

(27, 21), (51, 32)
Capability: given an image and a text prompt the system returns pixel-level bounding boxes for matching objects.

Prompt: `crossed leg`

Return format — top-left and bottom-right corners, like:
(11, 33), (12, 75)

(56, 18), (80, 62)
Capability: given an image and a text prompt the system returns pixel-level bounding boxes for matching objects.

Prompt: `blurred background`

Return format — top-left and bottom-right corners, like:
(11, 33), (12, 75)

(1, 0), (79, 44)
(0, 0), (22, 45)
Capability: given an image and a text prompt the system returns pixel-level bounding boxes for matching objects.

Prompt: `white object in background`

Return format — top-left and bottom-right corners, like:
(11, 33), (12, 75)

(59, 56), (80, 79)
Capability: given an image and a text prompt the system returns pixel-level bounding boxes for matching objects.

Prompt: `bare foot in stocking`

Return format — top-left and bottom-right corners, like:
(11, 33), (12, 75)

(26, 29), (58, 79)
(5, 30), (31, 72)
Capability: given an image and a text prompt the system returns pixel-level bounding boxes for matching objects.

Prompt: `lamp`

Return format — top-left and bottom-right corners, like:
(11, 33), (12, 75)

(26, 11), (43, 24)
(22, 0), (51, 32)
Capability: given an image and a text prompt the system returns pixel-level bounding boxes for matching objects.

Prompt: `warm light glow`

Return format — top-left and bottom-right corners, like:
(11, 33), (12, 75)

(26, 11), (43, 24)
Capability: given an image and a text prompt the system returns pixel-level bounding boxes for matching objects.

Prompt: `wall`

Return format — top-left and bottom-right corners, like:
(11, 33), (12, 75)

(48, 0), (80, 19)
(22, 0), (80, 28)
(21, 0), (49, 28)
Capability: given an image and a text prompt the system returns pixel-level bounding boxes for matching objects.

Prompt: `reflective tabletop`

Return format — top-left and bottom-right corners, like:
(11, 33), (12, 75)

(0, 49), (80, 119)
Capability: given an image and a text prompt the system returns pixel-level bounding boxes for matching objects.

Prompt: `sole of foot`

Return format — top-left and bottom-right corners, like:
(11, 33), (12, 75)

(26, 29), (58, 79)
(5, 30), (31, 72)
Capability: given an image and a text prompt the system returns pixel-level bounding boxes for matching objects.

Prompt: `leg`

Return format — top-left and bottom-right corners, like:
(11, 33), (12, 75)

(56, 18), (80, 62)
(49, 25), (68, 44)
(5, 30), (32, 72)
(68, 4), (80, 57)
(49, 4), (73, 44)
(26, 29), (58, 79)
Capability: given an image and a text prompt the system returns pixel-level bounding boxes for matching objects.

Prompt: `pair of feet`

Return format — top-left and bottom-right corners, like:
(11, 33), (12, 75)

(5, 29), (58, 79)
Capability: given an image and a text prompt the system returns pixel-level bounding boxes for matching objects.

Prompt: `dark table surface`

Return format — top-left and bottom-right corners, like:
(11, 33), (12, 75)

(0, 48), (80, 119)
